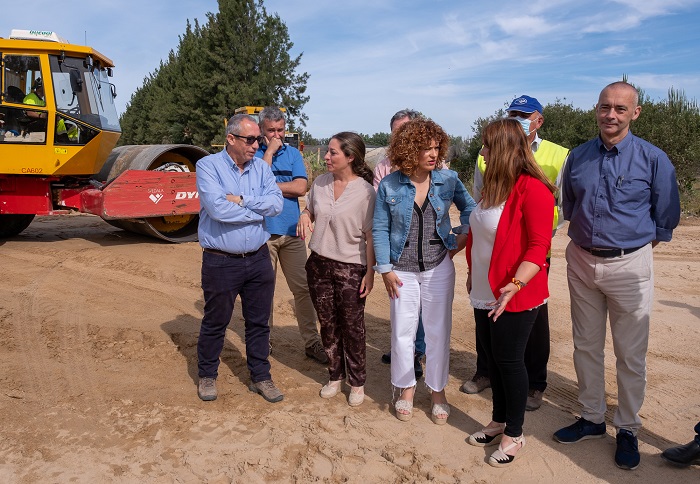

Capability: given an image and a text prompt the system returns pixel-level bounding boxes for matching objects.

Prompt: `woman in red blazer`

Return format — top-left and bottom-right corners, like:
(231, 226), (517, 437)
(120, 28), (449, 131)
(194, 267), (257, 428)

(465, 118), (555, 467)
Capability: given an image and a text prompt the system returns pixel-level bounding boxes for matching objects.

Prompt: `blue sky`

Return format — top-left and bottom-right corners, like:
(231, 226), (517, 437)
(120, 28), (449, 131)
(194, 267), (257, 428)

(3, 0), (700, 139)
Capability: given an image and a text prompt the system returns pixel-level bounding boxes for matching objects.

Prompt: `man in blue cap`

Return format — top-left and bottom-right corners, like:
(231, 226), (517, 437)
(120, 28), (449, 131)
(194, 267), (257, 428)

(461, 95), (569, 412)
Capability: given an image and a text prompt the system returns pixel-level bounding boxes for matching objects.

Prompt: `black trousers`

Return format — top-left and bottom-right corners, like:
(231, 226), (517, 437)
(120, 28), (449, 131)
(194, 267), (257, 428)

(474, 260), (551, 392)
(197, 245), (275, 383)
(475, 307), (537, 437)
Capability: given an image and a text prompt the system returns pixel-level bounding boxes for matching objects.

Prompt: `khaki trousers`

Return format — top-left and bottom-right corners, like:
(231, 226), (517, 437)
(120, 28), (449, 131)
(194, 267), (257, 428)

(267, 234), (320, 348)
(566, 242), (653, 432)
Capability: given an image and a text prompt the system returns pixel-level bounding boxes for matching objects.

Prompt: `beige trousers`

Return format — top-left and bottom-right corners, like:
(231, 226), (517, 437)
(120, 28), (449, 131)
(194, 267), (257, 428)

(566, 242), (653, 433)
(267, 234), (320, 348)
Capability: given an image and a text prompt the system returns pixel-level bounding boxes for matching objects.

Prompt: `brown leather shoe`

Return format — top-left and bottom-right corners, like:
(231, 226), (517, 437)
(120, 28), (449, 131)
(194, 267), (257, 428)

(249, 379), (284, 403)
(305, 341), (329, 364)
(198, 377), (217, 401)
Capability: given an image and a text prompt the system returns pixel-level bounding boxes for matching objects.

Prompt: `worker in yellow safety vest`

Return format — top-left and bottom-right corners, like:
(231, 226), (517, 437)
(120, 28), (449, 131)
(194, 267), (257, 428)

(461, 95), (569, 413)
(23, 78), (79, 141)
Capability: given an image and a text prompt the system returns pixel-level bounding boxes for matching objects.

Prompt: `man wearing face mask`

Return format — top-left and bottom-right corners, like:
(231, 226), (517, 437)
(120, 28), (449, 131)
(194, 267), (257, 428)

(461, 95), (569, 412)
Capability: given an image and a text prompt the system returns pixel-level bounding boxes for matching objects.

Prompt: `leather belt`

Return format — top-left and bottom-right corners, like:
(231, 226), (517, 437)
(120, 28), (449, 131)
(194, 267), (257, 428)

(579, 245), (644, 258)
(203, 246), (262, 258)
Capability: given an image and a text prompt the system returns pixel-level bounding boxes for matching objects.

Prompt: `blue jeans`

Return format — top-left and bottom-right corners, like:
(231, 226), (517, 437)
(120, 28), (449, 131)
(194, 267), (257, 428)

(197, 245), (275, 383)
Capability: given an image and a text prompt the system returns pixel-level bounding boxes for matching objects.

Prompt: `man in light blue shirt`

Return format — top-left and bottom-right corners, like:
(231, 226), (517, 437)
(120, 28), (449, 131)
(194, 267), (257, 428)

(195, 114), (284, 404)
(555, 82), (680, 470)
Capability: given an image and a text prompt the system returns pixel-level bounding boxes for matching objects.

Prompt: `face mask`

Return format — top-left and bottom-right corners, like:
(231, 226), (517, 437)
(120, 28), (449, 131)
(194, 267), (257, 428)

(516, 116), (532, 135)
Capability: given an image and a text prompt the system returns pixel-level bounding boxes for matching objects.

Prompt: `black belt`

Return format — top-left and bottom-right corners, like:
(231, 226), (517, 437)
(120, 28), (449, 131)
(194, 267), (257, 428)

(579, 245), (644, 258)
(203, 246), (262, 258)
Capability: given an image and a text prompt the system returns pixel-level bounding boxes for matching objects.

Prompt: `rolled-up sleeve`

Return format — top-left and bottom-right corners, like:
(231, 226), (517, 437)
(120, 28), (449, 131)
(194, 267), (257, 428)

(372, 182), (394, 273)
(651, 151), (681, 242)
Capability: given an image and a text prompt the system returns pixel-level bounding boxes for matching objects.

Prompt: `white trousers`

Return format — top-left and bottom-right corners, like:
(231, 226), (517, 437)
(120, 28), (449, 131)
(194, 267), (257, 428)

(566, 242), (653, 432)
(390, 255), (455, 391)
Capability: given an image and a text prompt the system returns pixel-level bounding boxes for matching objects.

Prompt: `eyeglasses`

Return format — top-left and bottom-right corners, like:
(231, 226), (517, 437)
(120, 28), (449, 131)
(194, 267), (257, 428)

(230, 133), (265, 145)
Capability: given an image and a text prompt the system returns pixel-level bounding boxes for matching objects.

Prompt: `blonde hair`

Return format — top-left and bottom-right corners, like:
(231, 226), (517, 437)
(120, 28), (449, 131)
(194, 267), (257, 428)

(481, 118), (555, 208)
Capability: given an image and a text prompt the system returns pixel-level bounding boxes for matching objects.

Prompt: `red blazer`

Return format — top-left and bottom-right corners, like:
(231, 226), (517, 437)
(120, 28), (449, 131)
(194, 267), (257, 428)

(467, 174), (554, 312)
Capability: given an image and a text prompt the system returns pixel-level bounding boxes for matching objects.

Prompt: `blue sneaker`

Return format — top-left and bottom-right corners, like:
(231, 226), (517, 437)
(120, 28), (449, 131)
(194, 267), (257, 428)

(615, 429), (640, 470)
(554, 417), (607, 444)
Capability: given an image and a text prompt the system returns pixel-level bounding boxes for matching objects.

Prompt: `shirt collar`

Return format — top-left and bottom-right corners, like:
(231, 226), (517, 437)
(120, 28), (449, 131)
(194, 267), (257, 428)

(531, 133), (542, 153)
(597, 130), (633, 153)
(222, 147), (250, 172)
(397, 169), (443, 184)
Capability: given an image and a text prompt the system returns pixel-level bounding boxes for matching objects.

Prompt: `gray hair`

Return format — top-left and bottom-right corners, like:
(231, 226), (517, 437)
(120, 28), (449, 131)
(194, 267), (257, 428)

(258, 106), (286, 129)
(226, 114), (257, 135)
(390, 109), (421, 130)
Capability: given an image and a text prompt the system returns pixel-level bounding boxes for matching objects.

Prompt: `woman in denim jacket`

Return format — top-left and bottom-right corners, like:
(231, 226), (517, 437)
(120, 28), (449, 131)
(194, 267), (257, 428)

(373, 118), (476, 424)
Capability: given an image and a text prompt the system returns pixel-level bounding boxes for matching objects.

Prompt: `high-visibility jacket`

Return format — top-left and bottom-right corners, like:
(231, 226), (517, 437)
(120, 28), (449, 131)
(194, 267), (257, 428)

(23, 92), (45, 107)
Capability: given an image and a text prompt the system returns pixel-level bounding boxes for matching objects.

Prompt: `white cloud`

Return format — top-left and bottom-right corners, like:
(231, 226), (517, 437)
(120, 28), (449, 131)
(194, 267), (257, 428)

(602, 45), (628, 55)
(496, 15), (554, 37)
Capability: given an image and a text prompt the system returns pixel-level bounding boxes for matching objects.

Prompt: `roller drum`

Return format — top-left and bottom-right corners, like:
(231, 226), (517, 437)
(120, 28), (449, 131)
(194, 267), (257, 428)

(98, 144), (209, 243)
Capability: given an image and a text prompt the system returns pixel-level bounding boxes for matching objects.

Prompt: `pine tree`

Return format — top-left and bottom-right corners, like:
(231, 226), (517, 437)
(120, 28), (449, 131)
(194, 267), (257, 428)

(119, 0), (309, 148)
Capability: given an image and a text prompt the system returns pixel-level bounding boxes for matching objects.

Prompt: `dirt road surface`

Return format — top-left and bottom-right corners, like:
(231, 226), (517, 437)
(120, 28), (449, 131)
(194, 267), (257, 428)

(1, 213), (698, 482)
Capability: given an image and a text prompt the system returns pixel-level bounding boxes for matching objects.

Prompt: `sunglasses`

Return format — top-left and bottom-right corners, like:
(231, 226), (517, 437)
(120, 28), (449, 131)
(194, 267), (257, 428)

(231, 133), (265, 145)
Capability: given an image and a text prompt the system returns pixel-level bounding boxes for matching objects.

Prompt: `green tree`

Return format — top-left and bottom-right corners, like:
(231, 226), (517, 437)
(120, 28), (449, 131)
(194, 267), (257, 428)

(539, 99), (597, 149)
(631, 87), (700, 211)
(361, 132), (390, 147)
(119, 0), (309, 148)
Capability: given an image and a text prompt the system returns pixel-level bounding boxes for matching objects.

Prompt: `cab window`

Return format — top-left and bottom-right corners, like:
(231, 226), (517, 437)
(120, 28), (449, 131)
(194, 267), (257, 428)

(1, 55), (47, 144)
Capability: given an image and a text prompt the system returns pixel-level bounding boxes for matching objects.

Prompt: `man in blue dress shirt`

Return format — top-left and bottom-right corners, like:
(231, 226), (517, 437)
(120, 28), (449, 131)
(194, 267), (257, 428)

(195, 114), (284, 403)
(554, 82), (680, 470)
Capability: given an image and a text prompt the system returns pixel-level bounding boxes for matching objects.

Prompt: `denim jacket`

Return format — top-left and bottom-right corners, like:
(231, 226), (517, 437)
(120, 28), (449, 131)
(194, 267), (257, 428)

(372, 168), (476, 273)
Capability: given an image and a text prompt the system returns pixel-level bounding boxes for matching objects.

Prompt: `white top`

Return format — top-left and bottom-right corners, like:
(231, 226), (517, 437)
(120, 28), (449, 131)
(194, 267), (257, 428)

(469, 201), (504, 310)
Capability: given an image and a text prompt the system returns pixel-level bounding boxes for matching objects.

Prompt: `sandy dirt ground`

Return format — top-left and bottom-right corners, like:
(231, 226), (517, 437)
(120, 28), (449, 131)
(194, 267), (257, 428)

(1, 212), (699, 483)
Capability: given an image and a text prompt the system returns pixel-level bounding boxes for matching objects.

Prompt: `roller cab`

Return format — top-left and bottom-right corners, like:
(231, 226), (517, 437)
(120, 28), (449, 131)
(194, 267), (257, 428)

(0, 30), (207, 242)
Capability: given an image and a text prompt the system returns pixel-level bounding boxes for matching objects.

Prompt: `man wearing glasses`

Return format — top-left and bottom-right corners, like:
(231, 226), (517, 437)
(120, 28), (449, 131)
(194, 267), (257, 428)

(195, 114), (284, 403)
(256, 107), (328, 364)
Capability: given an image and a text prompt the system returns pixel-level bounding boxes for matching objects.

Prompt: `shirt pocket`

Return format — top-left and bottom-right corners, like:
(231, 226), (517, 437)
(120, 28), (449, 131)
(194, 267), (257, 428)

(384, 194), (403, 206)
(613, 177), (650, 211)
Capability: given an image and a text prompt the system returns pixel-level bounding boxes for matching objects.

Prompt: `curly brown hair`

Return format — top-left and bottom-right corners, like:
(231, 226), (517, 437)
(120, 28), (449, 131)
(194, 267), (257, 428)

(387, 119), (449, 177)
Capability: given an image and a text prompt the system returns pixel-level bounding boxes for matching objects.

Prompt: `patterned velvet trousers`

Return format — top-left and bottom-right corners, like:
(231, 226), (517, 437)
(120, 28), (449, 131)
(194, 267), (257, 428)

(306, 252), (367, 386)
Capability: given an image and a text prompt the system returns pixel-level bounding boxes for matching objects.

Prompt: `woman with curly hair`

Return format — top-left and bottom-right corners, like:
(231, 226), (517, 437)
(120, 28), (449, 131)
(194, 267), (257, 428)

(373, 119), (476, 423)
(298, 132), (376, 407)
(465, 118), (555, 466)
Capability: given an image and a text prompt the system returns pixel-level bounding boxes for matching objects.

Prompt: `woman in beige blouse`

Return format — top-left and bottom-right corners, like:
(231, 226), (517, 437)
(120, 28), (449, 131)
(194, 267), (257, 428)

(297, 132), (376, 407)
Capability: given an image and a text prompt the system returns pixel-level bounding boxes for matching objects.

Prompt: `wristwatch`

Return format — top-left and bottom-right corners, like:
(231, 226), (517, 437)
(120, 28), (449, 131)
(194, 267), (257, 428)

(238, 195), (244, 207)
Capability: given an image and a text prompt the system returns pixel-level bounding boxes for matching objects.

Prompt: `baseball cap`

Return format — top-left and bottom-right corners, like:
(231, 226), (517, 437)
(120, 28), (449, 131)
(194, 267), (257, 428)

(507, 95), (542, 114)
